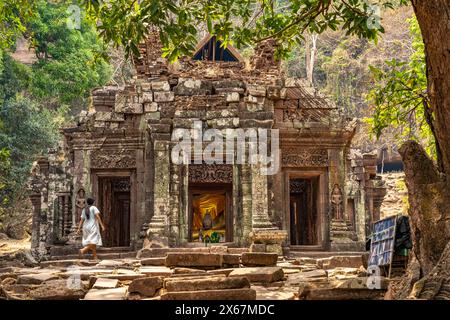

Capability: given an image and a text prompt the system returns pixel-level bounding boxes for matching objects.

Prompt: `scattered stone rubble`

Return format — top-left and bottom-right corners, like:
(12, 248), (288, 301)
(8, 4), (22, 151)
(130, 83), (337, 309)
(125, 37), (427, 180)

(0, 248), (388, 300)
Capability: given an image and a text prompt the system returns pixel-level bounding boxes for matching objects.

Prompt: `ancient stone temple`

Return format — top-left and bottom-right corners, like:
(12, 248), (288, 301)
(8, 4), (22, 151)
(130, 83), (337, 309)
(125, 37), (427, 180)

(28, 32), (386, 259)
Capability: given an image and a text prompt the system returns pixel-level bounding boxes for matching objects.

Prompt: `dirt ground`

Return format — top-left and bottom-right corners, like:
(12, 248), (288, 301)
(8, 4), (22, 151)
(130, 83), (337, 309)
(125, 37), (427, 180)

(0, 237), (31, 255)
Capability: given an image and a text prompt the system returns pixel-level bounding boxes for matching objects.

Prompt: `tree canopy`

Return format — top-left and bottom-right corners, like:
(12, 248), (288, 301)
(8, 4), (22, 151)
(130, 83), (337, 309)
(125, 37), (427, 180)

(0, 0), (112, 237)
(82, 0), (408, 61)
(367, 17), (433, 156)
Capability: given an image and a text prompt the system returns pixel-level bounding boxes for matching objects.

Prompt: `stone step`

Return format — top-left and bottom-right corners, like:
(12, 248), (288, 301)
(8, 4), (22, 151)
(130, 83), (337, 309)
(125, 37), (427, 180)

(48, 251), (138, 261)
(137, 247), (248, 258)
(288, 251), (366, 259)
(49, 246), (133, 256)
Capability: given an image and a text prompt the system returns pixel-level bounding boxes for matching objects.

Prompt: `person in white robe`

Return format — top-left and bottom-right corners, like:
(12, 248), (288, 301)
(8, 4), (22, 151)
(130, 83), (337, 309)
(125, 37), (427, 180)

(76, 197), (106, 260)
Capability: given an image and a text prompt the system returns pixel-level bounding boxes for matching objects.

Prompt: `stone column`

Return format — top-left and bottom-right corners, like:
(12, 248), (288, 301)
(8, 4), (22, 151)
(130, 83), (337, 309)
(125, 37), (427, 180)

(147, 140), (170, 246)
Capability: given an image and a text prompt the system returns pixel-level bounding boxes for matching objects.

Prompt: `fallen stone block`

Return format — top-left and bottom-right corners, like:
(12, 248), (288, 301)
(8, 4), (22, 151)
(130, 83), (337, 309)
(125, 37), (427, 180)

(336, 277), (390, 290)
(250, 244), (266, 253)
(303, 287), (386, 300)
(140, 257), (166, 266)
(207, 269), (234, 277)
(317, 256), (363, 269)
(292, 257), (317, 265)
(253, 286), (296, 300)
(92, 278), (119, 289)
(165, 276), (250, 292)
(160, 288), (256, 300)
(173, 268), (206, 274)
(16, 273), (59, 285)
(84, 287), (127, 300)
(1, 273), (17, 281)
(241, 253), (278, 267)
(128, 276), (163, 297)
(165, 253), (222, 268)
(228, 248), (249, 254)
(222, 254), (240, 267)
(210, 246), (228, 254)
(96, 260), (126, 268)
(285, 270), (328, 286)
(28, 280), (87, 300)
(139, 266), (173, 277)
(40, 260), (98, 268)
(229, 267), (284, 283)
(169, 272), (208, 278)
(88, 274), (147, 288)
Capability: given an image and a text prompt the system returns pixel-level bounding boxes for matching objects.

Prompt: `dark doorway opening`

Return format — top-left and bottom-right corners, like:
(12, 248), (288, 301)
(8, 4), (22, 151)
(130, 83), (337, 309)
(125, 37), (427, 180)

(193, 36), (239, 62)
(188, 185), (232, 243)
(289, 178), (319, 245)
(98, 177), (131, 247)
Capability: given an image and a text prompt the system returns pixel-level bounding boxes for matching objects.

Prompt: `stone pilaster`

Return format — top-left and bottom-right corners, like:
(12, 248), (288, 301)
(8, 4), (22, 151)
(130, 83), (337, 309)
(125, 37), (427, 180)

(30, 194), (41, 253)
(251, 160), (276, 230)
(147, 140), (170, 243)
(169, 163), (181, 246)
(241, 164), (253, 246)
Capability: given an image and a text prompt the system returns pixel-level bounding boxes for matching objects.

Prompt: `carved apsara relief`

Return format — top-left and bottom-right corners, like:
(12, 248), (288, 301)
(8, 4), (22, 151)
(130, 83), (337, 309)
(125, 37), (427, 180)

(281, 148), (328, 167)
(90, 149), (136, 169)
(331, 184), (343, 220)
(189, 164), (233, 184)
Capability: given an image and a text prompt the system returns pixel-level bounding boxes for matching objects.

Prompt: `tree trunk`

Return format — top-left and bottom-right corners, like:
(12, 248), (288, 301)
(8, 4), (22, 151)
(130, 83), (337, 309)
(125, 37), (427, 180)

(305, 33), (318, 84)
(389, 0), (450, 299)
(412, 0), (450, 173)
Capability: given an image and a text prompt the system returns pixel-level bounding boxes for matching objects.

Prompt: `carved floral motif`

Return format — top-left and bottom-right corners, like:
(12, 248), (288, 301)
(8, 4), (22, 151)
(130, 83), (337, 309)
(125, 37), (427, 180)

(91, 150), (136, 169)
(282, 149), (328, 167)
(189, 164), (233, 184)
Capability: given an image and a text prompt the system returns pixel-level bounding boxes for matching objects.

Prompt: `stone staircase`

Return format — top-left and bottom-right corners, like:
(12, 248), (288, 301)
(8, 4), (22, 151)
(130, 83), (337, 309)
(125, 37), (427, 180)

(48, 246), (137, 261)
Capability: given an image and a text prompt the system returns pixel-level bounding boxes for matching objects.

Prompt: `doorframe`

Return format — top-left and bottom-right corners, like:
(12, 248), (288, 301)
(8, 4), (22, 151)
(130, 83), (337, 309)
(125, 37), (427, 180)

(91, 169), (136, 248)
(188, 183), (233, 243)
(283, 169), (329, 250)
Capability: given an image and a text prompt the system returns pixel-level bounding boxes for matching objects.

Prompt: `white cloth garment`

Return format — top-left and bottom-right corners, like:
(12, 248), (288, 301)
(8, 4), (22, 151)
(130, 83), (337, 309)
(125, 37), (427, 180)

(81, 206), (103, 247)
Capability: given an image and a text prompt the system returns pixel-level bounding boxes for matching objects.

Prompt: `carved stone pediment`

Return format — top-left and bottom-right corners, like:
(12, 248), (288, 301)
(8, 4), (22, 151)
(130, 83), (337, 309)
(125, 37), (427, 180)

(282, 148), (328, 167)
(188, 164), (233, 184)
(91, 149), (136, 169)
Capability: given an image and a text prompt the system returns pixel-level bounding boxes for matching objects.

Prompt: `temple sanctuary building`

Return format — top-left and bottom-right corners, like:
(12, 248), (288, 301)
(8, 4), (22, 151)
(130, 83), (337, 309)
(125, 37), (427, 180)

(28, 33), (386, 258)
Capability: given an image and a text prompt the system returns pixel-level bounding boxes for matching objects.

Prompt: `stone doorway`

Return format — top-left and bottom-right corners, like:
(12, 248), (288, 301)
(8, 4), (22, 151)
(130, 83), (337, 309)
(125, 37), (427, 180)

(289, 177), (320, 245)
(188, 185), (232, 243)
(98, 177), (131, 247)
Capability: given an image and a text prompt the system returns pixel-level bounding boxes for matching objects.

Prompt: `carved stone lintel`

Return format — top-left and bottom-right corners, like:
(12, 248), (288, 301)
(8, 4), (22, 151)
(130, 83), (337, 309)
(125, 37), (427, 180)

(282, 148), (328, 167)
(90, 149), (136, 169)
(188, 164), (233, 184)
